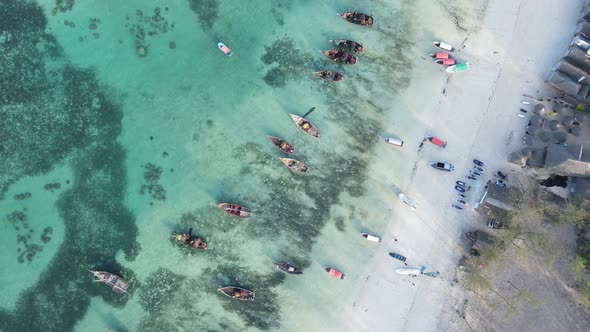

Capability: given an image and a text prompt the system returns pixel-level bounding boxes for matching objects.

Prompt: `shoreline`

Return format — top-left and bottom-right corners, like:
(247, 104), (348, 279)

(339, 0), (587, 331)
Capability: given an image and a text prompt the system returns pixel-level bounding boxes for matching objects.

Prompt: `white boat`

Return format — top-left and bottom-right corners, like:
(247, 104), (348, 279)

(384, 137), (403, 147)
(446, 62), (470, 73)
(395, 268), (421, 275)
(433, 41), (454, 52)
(361, 233), (381, 243)
(398, 193), (417, 210)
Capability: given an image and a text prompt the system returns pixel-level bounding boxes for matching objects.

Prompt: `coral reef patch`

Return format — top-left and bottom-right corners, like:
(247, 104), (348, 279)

(140, 163), (167, 201)
(126, 7), (175, 57)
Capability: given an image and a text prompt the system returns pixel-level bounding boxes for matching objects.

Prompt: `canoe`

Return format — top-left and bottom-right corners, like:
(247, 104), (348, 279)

(218, 286), (255, 301)
(446, 62), (469, 73)
(435, 58), (456, 66)
(432, 41), (454, 52)
(361, 233), (381, 243)
(173, 233), (208, 250)
(217, 203), (251, 218)
(89, 270), (129, 293)
(395, 268), (421, 275)
(276, 262), (303, 274)
(268, 136), (294, 154)
(290, 114), (320, 138)
(325, 267), (345, 279)
(384, 137), (404, 147)
(280, 157), (308, 173)
(217, 42), (232, 56)
(398, 193), (417, 210)
(331, 39), (364, 54)
(321, 50), (357, 64)
(312, 70), (344, 82)
(340, 12), (375, 26)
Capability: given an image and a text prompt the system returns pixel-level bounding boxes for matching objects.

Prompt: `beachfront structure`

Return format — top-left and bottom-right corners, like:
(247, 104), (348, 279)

(543, 144), (590, 177)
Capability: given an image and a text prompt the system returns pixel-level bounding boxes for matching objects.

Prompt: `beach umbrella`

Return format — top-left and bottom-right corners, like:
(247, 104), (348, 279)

(570, 126), (582, 136)
(534, 104), (546, 115)
(561, 115), (575, 127)
(574, 112), (588, 123)
(549, 120), (561, 131)
(529, 114), (543, 126)
(523, 135), (535, 146)
(553, 132), (567, 143)
(553, 103), (565, 114)
(539, 131), (552, 142)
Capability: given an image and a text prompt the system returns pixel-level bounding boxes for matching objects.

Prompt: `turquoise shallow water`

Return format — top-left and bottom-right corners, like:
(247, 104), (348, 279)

(0, 0), (418, 331)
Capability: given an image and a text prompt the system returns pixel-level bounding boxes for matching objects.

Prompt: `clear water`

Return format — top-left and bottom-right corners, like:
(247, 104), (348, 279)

(0, 0), (424, 331)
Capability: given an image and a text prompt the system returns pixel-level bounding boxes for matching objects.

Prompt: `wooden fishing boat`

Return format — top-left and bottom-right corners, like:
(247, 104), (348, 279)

(398, 193), (417, 210)
(312, 70), (344, 82)
(435, 58), (456, 66)
(425, 135), (447, 148)
(321, 50), (357, 64)
(446, 62), (470, 73)
(89, 270), (129, 293)
(340, 12), (375, 26)
(429, 52), (452, 59)
(276, 262), (303, 274)
(325, 267), (345, 279)
(290, 114), (320, 138)
(331, 39), (364, 54)
(432, 41), (454, 52)
(217, 286), (255, 301)
(268, 136), (294, 154)
(217, 203), (251, 218)
(361, 233), (382, 243)
(280, 157), (308, 173)
(173, 232), (208, 250)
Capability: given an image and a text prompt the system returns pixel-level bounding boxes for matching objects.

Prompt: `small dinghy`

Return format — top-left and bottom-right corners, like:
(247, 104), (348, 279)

(313, 70), (344, 82)
(89, 270), (129, 293)
(432, 41), (454, 52)
(218, 286), (255, 301)
(429, 162), (454, 172)
(280, 157), (309, 173)
(217, 203), (251, 218)
(425, 135), (447, 148)
(398, 193), (417, 210)
(435, 58), (456, 66)
(268, 136), (294, 154)
(217, 42), (232, 56)
(384, 137), (404, 147)
(290, 113), (320, 138)
(276, 262), (303, 274)
(361, 233), (381, 243)
(325, 267), (345, 279)
(389, 252), (407, 262)
(339, 12), (375, 26)
(429, 52), (452, 59)
(446, 62), (469, 73)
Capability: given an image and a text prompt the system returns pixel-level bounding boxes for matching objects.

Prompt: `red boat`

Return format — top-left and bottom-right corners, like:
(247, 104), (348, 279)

(425, 135), (447, 148)
(340, 12), (375, 26)
(435, 58), (456, 65)
(325, 267), (345, 279)
(217, 203), (251, 218)
(429, 52), (452, 59)
(321, 50), (357, 64)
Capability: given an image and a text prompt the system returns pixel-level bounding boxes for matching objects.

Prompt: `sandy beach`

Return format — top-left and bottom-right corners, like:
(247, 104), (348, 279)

(336, 0), (587, 331)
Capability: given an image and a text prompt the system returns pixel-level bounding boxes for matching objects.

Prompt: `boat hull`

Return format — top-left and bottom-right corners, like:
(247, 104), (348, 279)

(217, 203), (251, 218)
(218, 286), (255, 301)
(280, 157), (308, 173)
(276, 262), (303, 274)
(290, 114), (320, 138)
(268, 136), (294, 154)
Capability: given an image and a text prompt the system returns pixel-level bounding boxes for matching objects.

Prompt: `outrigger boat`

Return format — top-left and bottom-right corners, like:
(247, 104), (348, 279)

(425, 135), (447, 148)
(217, 203), (251, 218)
(361, 233), (381, 243)
(435, 58), (456, 66)
(217, 286), (255, 301)
(321, 50), (357, 64)
(173, 228), (208, 250)
(330, 39), (364, 54)
(325, 267), (345, 279)
(312, 70), (344, 82)
(276, 262), (303, 274)
(268, 136), (294, 154)
(340, 12), (375, 26)
(89, 270), (129, 293)
(290, 113), (320, 138)
(446, 62), (469, 73)
(280, 157), (309, 173)
(432, 41), (454, 52)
